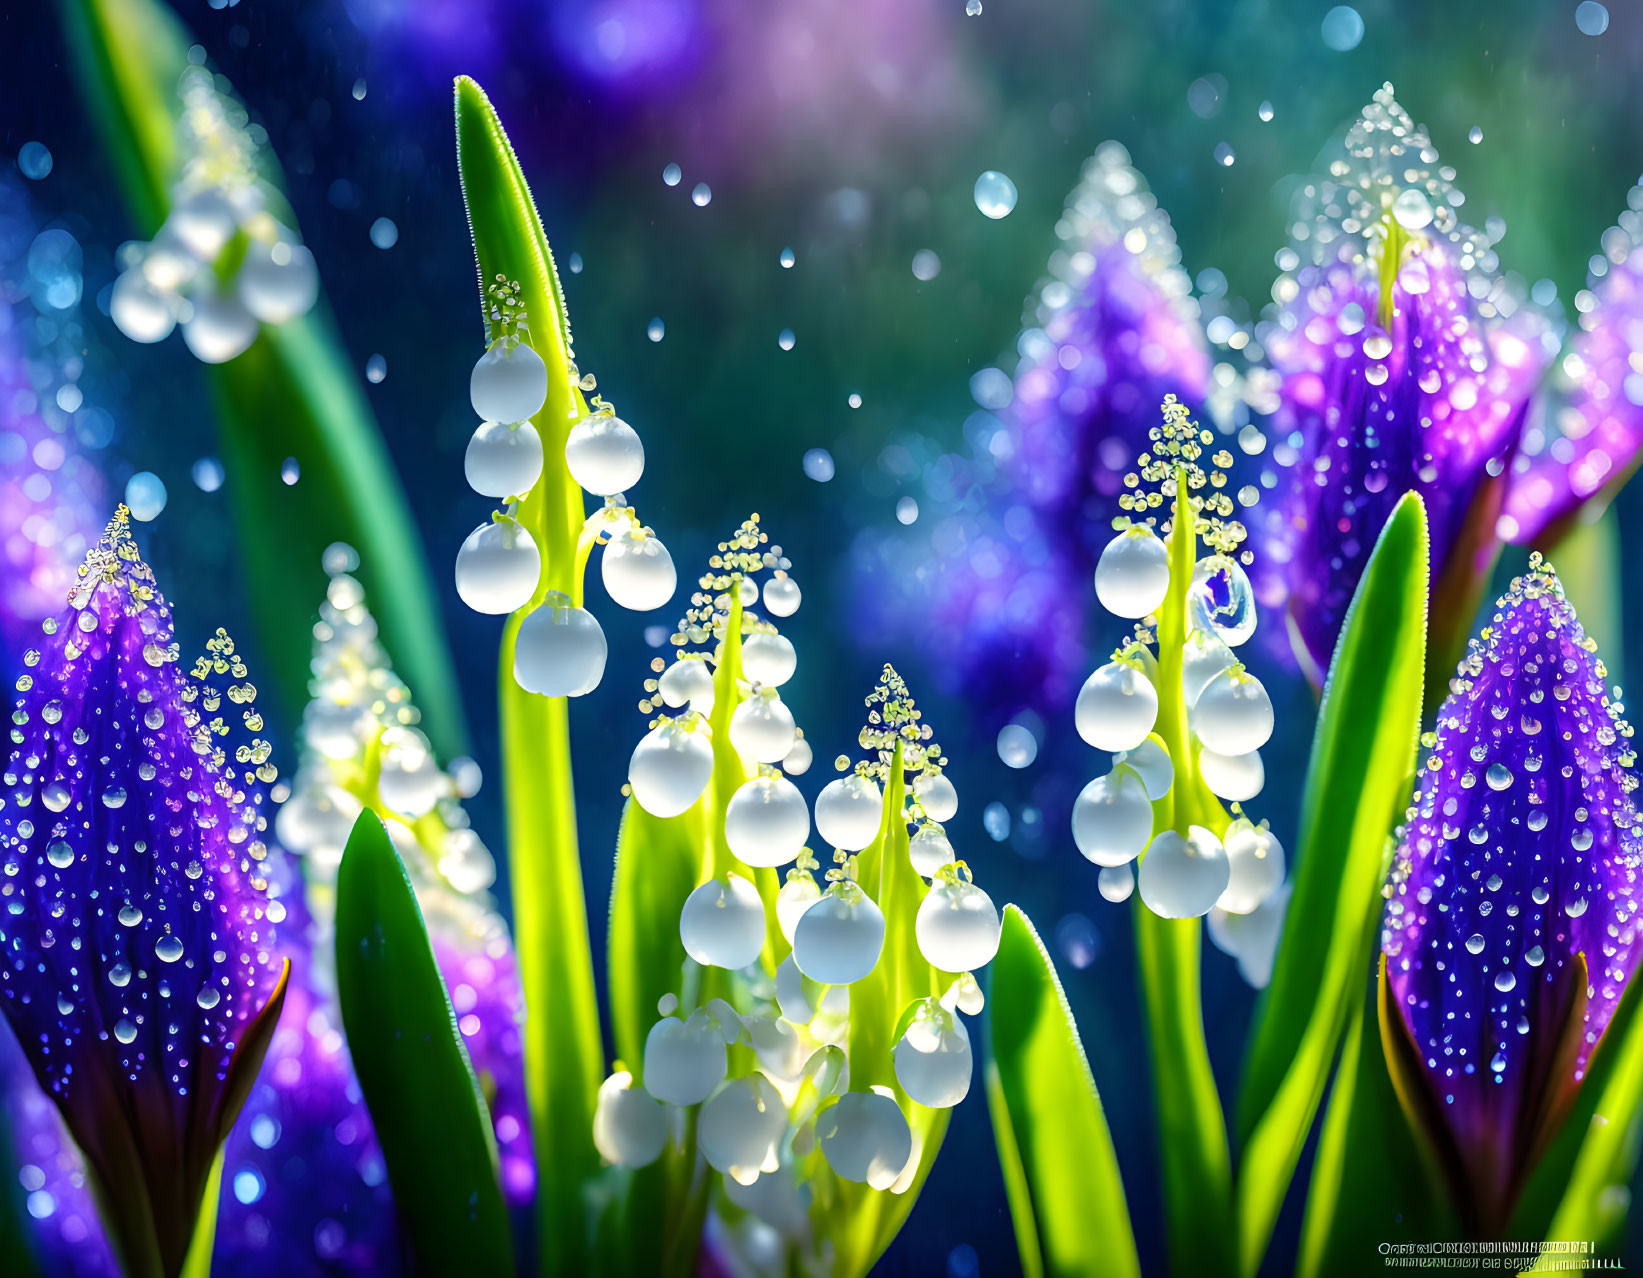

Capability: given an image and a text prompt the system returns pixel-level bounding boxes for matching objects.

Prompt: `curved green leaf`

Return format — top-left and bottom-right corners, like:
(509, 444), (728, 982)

(1235, 492), (1430, 1275)
(335, 812), (514, 1277)
(58, 0), (467, 760)
(454, 76), (605, 1275)
(986, 906), (1139, 1278)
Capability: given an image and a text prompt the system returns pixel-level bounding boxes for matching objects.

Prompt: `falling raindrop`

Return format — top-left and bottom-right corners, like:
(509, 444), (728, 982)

(997, 723), (1038, 768)
(369, 217), (398, 249)
(983, 802), (1010, 841)
(1576, 1), (1609, 35)
(1469, 126), (1483, 144)
(802, 448), (835, 482)
(691, 183), (712, 207)
(778, 329), (796, 351)
(780, 246), (795, 268)
(281, 457), (301, 485)
(662, 163), (682, 187)
(895, 496), (919, 525)
(911, 249), (941, 281)
(965, 0), (982, 13)
(1320, 5), (1365, 50)
(125, 472), (167, 522)
(366, 354), (387, 383)
(1258, 101), (1274, 122)
(973, 170), (1018, 219)
(1213, 142), (1236, 167)
(647, 317), (665, 342)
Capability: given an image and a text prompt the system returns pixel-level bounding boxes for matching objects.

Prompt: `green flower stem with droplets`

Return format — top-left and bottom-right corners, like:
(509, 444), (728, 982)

(1134, 469), (1236, 1278)
(455, 76), (604, 1274)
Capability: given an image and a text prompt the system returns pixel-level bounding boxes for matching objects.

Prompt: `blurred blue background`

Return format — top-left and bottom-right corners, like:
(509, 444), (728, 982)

(5, 0), (1643, 1272)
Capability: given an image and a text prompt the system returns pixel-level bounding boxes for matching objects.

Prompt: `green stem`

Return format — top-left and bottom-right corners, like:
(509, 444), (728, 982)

(1134, 477), (1235, 1277)
(178, 1153), (223, 1278)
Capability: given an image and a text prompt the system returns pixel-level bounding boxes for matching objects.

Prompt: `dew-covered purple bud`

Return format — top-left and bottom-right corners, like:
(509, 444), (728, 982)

(1502, 195), (1643, 544)
(1259, 85), (1548, 682)
(1380, 555), (1642, 1233)
(0, 509), (290, 1277)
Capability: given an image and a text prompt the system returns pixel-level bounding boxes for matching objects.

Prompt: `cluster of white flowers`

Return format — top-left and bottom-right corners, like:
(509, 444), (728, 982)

(110, 63), (318, 363)
(453, 276), (673, 698)
(593, 528), (998, 1250)
(1072, 396), (1289, 985)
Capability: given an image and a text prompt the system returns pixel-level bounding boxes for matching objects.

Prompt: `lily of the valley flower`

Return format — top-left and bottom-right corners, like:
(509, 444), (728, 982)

(1381, 555), (1641, 1234)
(854, 141), (1212, 727)
(1258, 84), (1549, 685)
(1072, 395), (1288, 984)
(1502, 183), (1643, 544)
(0, 509), (290, 1278)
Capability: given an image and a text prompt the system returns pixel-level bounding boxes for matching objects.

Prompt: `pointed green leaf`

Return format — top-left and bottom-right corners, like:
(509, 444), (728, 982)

(986, 906), (1139, 1278)
(58, 0), (467, 760)
(335, 812), (514, 1277)
(454, 76), (606, 1275)
(1235, 492), (1430, 1275)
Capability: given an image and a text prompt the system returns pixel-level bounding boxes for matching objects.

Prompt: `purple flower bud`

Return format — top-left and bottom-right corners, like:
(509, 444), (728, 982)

(1259, 85), (1549, 681)
(0, 509), (289, 1278)
(1380, 556), (1642, 1233)
(1502, 199), (1643, 544)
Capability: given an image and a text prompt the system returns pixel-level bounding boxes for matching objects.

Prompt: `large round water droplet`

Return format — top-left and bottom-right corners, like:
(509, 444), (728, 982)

(237, 241), (319, 324)
(725, 774), (810, 868)
(155, 934), (184, 963)
(819, 1091), (912, 1189)
(565, 415), (644, 495)
(1138, 826), (1229, 919)
(680, 874), (766, 970)
(111, 270), (176, 343)
(742, 632), (797, 687)
(973, 170), (1018, 219)
(593, 1073), (667, 1168)
(470, 341), (548, 423)
(729, 693), (797, 764)
(1485, 763), (1513, 791)
(602, 530), (675, 612)
(182, 285), (259, 364)
(1072, 768), (1153, 867)
(1098, 864), (1135, 903)
(46, 840), (73, 869)
(628, 718), (714, 818)
(909, 824), (956, 877)
(1115, 738), (1172, 799)
(1199, 745), (1264, 802)
(118, 904), (143, 927)
(515, 601), (606, 697)
(894, 1000), (972, 1109)
(1075, 660), (1158, 753)
(1216, 820), (1285, 914)
(793, 884), (885, 984)
(644, 1010), (728, 1105)
(700, 1073), (786, 1181)
(658, 657), (716, 713)
(1189, 556), (1257, 648)
(1192, 669), (1274, 755)
(914, 772), (958, 823)
(114, 1018), (138, 1045)
(1095, 526), (1170, 619)
(465, 420), (544, 499)
(1391, 187), (1434, 232)
(197, 986), (221, 1010)
(916, 879), (1001, 972)
(814, 774), (883, 851)
(762, 576), (801, 618)
(454, 518), (540, 615)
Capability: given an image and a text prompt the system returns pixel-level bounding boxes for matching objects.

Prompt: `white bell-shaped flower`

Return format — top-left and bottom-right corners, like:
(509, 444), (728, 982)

(725, 774), (810, 869)
(909, 823), (955, 877)
(1094, 524), (1170, 618)
(110, 270), (176, 343)
(1217, 820), (1286, 915)
(643, 1011), (727, 1105)
(775, 953), (815, 1024)
(658, 657), (715, 713)
(819, 1091), (912, 1190)
(303, 699), (369, 761)
(762, 576), (801, 617)
(1199, 746), (1264, 803)
(916, 878), (1001, 972)
(237, 240), (319, 324)
(166, 187), (238, 259)
(1192, 668), (1274, 755)
(470, 339), (548, 423)
(700, 1072), (786, 1184)
(1114, 738), (1173, 799)
(628, 716), (714, 817)
(1097, 863), (1135, 903)
(182, 284), (258, 364)
(515, 599), (606, 696)
(793, 882), (884, 985)
(814, 774), (883, 851)
(376, 728), (445, 818)
(1138, 825), (1229, 919)
(782, 736), (813, 775)
(1075, 659), (1157, 753)
(1181, 628), (1237, 707)
(593, 1072), (667, 1167)
(465, 420), (544, 499)
(913, 771), (958, 822)
(565, 414), (645, 495)
(741, 631), (797, 687)
(729, 690), (797, 764)
(1208, 881), (1291, 989)
(776, 873), (821, 945)
(680, 873), (766, 970)
(745, 1013), (804, 1080)
(893, 999), (973, 1109)
(1072, 767), (1154, 867)
(455, 517), (540, 615)
(602, 529), (676, 612)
